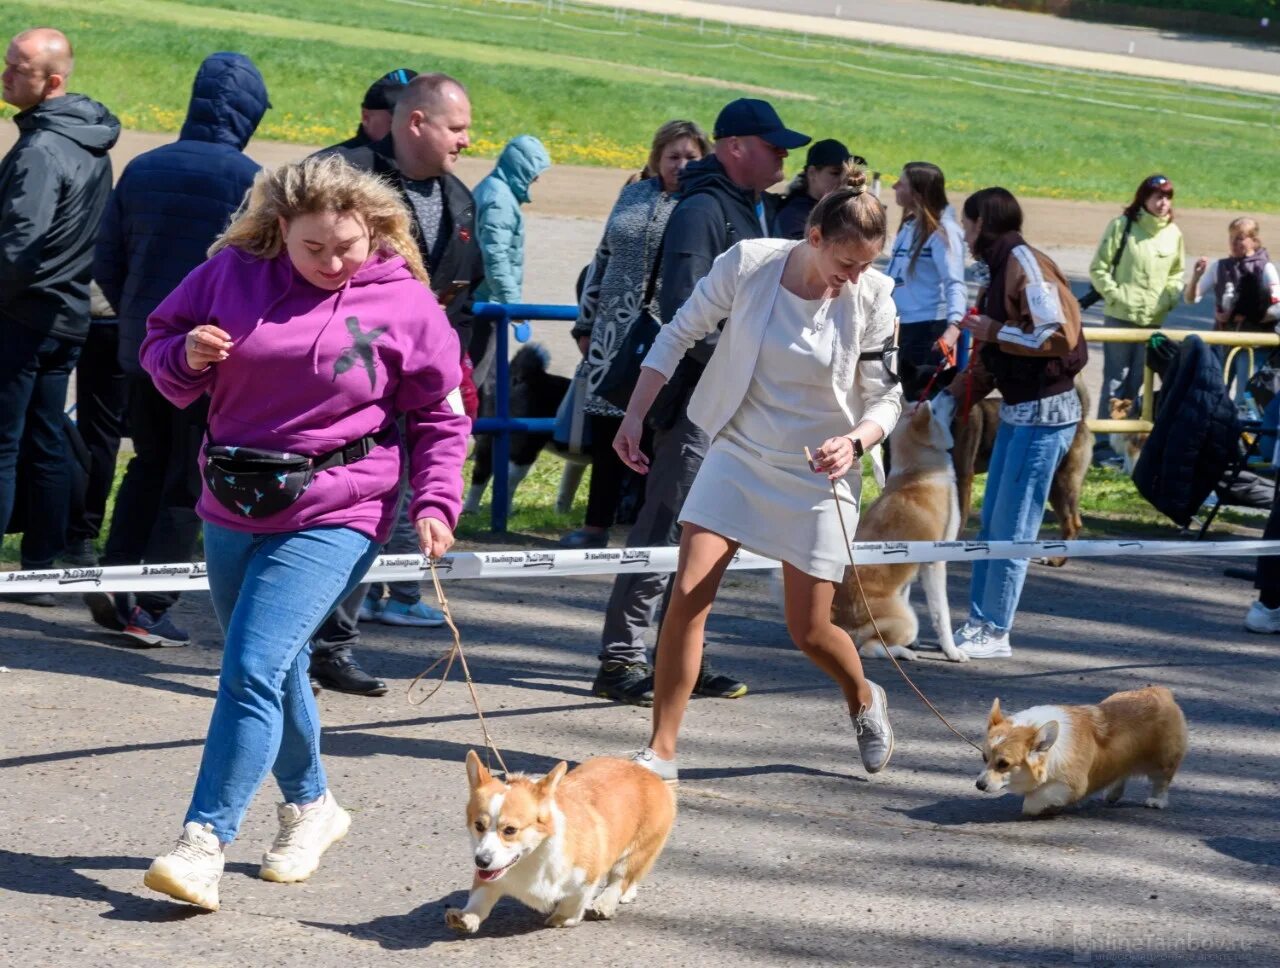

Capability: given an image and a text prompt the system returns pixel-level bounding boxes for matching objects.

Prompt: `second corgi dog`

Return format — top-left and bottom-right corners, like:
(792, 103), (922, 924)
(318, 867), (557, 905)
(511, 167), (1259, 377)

(445, 751), (675, 934)
(1108, 397), (1149, 475)
(977, 687), (1187, 817)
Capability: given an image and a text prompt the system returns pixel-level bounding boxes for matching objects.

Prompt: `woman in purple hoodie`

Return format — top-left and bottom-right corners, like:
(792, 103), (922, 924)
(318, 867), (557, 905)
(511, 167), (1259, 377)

(139, 156), (469, 911)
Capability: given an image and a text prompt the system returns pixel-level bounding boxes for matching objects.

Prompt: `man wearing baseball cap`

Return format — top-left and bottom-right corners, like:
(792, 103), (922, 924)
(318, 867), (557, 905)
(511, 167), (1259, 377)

(590, 97), (810, 707)
(330, 67), (417, 151)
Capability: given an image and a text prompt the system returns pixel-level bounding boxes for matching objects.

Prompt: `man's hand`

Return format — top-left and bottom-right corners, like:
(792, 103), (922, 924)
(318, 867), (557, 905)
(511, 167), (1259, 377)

(185, 325), (232, 370)
(416, 517), (455, 560)
(577, 334), (590, 358)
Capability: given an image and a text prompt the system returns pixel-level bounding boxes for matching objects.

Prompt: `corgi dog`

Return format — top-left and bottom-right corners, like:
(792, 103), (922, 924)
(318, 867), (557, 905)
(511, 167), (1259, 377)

(977, 687), (1187, 817)
(445, 751), (675, 934)
(833, 400), (967, 662)
(1108, 397), (1148, 475)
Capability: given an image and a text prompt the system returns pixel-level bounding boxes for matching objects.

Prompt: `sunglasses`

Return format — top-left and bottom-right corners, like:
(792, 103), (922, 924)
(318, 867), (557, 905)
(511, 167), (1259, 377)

(1145, 175), (1174, 194)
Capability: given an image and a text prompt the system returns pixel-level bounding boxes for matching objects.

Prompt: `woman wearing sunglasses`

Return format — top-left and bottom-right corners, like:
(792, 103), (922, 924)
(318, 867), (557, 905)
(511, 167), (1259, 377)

(1088, 174), (1185, 461)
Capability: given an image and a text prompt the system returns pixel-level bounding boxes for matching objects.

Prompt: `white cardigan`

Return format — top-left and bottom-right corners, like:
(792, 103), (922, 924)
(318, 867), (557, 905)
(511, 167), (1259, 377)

(643, 238), (903, 473)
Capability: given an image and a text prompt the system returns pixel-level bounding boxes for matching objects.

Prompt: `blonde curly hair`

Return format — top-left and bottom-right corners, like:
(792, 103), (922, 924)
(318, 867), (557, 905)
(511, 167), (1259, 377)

(209, 154), (429, 284)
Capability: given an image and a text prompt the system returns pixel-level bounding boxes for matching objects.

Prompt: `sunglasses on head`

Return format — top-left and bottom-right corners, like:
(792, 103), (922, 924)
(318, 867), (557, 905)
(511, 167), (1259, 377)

(1145, 175), (1173, 194)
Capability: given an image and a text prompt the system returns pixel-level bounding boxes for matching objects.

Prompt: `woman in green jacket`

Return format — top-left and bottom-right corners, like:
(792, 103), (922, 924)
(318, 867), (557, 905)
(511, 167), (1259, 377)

(1089, 174), (1185, 456)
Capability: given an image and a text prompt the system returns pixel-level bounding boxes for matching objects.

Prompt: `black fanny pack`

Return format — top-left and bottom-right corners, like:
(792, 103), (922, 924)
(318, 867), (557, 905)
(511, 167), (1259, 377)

(203, 430), (388, 520)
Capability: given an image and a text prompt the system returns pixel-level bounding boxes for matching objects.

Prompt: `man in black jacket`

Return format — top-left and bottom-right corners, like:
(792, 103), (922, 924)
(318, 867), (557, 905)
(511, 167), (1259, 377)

(311, 72), (483, 696)
(592, 98), (809, 705)
(0, 27), (119, 604)
(331, 68), (417, 152)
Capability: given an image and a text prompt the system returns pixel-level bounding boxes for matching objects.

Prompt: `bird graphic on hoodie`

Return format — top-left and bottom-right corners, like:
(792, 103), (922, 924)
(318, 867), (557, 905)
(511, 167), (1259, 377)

(333, 315), (388, 389)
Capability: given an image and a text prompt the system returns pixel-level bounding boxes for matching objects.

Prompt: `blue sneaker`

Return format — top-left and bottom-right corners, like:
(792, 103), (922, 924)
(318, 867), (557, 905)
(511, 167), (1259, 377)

(357, 592), (383, 623)
(379, 599), (446, 628)
(122, 606), (191, 648)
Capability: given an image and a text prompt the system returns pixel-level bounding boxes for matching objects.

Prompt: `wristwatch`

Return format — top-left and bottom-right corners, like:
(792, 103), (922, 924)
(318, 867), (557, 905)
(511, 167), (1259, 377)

(849, 436), (864, 460)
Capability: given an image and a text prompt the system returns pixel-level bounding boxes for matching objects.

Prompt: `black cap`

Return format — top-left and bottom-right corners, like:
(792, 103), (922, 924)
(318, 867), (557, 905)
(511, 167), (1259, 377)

(713, 98), (810, 149)
(805, 138), (852, 169)
(361, 68), (418, 111)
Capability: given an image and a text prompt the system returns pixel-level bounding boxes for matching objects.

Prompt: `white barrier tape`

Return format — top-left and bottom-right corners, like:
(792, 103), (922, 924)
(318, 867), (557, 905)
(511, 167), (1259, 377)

(2, 539), (1279, 596)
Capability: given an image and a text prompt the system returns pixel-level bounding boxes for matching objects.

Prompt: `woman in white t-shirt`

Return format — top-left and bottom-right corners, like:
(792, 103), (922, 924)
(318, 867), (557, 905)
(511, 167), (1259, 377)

(1185, 216), (1280, 393)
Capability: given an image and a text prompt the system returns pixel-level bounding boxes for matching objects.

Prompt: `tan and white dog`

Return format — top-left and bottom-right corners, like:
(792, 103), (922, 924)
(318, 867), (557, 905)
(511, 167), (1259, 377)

(977, 687), (1188, 817)
(1108, 397), (1149, 475)
(833, 400), (966, 662)
(445, 751), (676, 934)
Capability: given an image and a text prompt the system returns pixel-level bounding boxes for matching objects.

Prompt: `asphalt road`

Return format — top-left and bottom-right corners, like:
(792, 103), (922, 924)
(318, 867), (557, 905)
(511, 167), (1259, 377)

(697, 0), (1280, 73)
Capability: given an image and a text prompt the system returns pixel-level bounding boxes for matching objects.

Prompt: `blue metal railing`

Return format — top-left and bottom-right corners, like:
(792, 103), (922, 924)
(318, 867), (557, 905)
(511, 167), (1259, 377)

(471, 301), (578, 532)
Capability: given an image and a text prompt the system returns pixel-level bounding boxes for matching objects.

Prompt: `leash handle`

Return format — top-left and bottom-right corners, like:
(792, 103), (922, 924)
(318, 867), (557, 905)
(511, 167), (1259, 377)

(805, 447), (983, 753)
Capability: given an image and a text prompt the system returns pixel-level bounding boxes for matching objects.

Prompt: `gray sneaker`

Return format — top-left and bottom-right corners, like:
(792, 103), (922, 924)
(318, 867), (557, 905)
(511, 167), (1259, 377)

(630, 746), (679, 784)
(853, 681), (895, 774)
(953, 619), (986, 646)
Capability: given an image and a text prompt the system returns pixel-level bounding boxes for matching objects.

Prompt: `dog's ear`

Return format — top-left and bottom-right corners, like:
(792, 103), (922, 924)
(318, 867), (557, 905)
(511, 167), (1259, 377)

(1033, 720), (1059, 753)
(466, 750), (492, 789)
(988, 697), (1004, 728)
(537, 761), (568, 799)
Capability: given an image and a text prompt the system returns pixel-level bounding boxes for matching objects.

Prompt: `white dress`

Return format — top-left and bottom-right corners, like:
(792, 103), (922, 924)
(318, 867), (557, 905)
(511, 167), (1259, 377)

(679, 287), (860, 581)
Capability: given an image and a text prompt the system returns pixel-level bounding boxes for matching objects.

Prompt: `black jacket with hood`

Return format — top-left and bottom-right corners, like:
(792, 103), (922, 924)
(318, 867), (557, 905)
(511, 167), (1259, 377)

(325, 135), (485, 353)
(0, 93), (120, 343)
(94, 52), (268, 375)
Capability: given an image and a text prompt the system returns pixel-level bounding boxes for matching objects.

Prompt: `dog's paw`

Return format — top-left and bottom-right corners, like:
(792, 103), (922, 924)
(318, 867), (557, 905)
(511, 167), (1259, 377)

(619, 884), (639, 905)
(545, 914), (583, 928)
(1037, 555), (1068, 568)
(939, 646), (970, 663)
(445, 908), (481, 934)
(887, 645), (919, 662)
(1144, 795), (1169, 810)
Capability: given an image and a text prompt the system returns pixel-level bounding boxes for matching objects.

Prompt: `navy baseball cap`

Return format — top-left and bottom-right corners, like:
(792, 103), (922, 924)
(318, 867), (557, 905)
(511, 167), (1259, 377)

(362, 68), (418, 111)
(713, 98), (811, 149)
(806, 138), (852, 169)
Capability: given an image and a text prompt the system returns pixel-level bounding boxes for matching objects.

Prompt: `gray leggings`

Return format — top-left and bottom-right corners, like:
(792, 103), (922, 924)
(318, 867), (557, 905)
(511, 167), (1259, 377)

(1096, 315), (1149, 419)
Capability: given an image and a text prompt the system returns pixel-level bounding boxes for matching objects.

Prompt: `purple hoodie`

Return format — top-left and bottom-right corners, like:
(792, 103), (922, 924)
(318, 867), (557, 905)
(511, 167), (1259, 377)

(141, 245), (468, 542)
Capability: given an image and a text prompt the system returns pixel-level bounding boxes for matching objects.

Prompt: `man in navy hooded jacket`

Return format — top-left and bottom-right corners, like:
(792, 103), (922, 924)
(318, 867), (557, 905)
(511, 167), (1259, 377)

(85, 52), (268, 646)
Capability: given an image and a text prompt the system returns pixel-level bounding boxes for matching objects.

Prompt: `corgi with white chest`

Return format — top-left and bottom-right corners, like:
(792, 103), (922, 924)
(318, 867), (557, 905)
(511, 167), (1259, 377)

(445, 751), (675, 934)
(977, 686), (1187, 817)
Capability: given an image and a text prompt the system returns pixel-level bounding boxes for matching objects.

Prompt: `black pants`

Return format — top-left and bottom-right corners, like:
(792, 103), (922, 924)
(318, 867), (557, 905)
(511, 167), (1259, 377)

(102, 375), (207, 614)
(67, 322), (127, 545)
(899, 319), (949, 369)
(585, 413), (627, 530)
(312, 580), (368, 659)
(1257, 480), (1280, 608)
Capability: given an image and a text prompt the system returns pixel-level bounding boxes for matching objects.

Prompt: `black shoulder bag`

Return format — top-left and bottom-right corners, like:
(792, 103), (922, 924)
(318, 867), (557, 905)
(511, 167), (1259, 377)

(1078, 214), (1134, 311)
(593, 235), (666, 412)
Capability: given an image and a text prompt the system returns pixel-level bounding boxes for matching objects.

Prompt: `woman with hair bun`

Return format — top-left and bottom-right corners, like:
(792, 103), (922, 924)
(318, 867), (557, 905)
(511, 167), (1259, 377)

(613, 187), (904, 782)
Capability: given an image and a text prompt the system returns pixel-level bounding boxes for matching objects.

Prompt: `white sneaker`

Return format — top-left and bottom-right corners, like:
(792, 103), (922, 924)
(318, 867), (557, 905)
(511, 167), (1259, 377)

(953, 620), (987, 646)
(959, 626), (1013, 659)
(630, 746), (679, 784)
(259, 791), (351, 883)
(853, 681), (895, 774)
(144, 821), (223, 911)
(1245, 601), (1280, 634)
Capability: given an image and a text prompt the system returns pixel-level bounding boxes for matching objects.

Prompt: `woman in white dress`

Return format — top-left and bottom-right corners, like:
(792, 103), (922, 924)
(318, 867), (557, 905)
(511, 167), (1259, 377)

(613, 187), (903, 781)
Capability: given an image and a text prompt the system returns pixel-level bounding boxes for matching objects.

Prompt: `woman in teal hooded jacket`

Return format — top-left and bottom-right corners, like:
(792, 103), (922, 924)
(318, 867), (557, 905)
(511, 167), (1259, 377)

(1089, 173), (1185, 443)
(471, 135), (552, 385)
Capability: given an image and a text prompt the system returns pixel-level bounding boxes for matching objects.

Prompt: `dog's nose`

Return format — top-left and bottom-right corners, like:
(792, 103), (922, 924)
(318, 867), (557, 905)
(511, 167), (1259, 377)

(976, 778), (987, 791)
(474, 851), (493, 869)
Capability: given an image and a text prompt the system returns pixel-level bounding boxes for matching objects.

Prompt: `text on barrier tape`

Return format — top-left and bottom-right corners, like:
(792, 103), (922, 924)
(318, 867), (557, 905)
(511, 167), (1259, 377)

(3, 539), (1280, 595)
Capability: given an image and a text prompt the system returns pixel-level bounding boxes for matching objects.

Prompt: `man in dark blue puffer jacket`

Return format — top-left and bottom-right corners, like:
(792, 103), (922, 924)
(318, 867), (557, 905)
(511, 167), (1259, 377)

(85, 52), (268, 647)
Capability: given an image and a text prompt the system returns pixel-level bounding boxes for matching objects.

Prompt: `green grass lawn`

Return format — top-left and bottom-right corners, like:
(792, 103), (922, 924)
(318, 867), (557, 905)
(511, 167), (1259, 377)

(7, 0), (1277, 210)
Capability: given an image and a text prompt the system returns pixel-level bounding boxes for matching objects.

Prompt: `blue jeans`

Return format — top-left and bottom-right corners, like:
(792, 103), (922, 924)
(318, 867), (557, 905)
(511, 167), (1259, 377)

(0, 323), (81, 568)
(187, 523), (379, 842)
(969, 420), (1076, 633)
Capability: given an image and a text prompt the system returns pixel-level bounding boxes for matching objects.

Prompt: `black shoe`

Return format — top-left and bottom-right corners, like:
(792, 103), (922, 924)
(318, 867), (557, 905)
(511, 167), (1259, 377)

(10, 592), (58, 607)
(84, 592), (131, 632)
(310, 651), (388, 697)
(592, 660), (654, 707)
(693, 660), (748, 699)
(59, 539), (99, 568)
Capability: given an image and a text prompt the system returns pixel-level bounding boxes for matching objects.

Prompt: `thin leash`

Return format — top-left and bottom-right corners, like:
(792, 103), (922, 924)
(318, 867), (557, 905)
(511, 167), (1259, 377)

(806, 445), (982, 753)
(912, 336), (958, 405)
(407, 558), (510, 776)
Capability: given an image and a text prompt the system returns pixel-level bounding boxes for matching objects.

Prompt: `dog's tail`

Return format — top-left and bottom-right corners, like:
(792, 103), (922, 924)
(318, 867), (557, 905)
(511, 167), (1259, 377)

(510, 342), (552, 387)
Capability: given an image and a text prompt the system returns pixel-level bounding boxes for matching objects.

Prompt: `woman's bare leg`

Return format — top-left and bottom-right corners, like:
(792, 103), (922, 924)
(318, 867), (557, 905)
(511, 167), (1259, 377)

(781, 562), (873, 715)
(647, 524), (739, 759)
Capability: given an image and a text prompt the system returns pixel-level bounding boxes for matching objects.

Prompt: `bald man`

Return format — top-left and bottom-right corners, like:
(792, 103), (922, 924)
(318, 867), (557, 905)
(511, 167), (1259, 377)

(1, 27), (119, 599)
